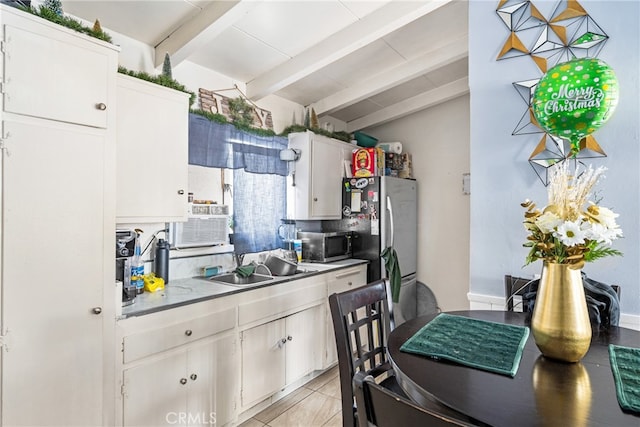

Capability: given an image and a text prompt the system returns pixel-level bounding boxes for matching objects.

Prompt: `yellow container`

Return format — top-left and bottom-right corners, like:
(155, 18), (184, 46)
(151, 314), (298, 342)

(143, 274), (165, 293)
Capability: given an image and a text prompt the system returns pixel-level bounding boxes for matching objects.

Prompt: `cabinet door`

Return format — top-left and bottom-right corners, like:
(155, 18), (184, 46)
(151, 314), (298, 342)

(116, 74), (189, 223)
(285, 306), (323, 383)
(1, 120), (106, 425)
(310, 136), (344, 218)
(241, 319), (286, 407)
(187, 335), (238, 427)
(123, 351), (188, 426)
(325, 266), (368, 367)
(4, 25), (112, 128)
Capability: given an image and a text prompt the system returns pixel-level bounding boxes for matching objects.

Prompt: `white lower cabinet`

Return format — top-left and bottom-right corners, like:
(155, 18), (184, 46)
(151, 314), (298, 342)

(116, 263), (368, 425)
(122, 334), (237, 427)
(118, 304), (239, 427)
(240, 318), (286, 407)
(325, 265), (368, 368)
(241, 305), (323, 408)
(2, 117), (111, 427)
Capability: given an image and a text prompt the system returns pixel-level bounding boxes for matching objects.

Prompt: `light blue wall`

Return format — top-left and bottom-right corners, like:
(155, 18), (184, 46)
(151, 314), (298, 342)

(469, 0), (640, 316)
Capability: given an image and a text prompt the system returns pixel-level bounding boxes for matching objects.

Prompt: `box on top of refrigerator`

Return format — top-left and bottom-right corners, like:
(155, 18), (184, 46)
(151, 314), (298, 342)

(352, 147), (384, 177)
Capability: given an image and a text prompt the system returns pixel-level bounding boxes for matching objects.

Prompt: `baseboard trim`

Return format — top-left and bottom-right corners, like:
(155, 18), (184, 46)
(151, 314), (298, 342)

(467, 292), (640, 331)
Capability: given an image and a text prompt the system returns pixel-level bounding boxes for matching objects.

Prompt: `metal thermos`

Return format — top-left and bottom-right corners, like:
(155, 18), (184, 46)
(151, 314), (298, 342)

(155, 239), (170, 284)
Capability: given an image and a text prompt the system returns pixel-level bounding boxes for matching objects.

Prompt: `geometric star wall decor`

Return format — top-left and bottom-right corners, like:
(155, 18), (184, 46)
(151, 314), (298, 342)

(496, 0), (610, 185)
(529, 134), (567, 185)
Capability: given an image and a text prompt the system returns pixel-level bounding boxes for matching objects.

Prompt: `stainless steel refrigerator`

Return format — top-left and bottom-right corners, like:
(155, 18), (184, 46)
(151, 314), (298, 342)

(341, 176), (417, 324)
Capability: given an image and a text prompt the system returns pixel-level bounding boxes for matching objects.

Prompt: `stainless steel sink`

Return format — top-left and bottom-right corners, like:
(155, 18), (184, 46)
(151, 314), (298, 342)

(208, 273), (274, 286)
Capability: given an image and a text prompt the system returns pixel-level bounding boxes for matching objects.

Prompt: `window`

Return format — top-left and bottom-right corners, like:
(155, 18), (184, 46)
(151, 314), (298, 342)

(188, 114), (288, 254)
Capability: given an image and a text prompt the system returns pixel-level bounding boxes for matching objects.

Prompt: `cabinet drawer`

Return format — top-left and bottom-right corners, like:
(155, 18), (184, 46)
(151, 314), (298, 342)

(327, 266), (367, 295)
(238, 282), (325, 326)
(123, 307), (235, 363)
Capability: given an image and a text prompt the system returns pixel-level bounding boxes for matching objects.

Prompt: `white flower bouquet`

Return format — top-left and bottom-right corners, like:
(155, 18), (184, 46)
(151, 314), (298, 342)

(522, 162), (623, 269)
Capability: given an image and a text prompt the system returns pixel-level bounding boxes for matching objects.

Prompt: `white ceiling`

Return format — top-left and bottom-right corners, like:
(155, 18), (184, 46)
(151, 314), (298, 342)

(62, 0), (469, 131)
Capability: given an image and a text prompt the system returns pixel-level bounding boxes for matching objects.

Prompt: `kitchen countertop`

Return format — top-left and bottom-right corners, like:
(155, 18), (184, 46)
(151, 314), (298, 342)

(120, 258), (368, 319)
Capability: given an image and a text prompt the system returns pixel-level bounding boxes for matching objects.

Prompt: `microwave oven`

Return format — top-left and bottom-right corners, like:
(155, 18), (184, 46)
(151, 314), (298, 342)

(168, 204), (229, 249)
(297, 231), (352, 263)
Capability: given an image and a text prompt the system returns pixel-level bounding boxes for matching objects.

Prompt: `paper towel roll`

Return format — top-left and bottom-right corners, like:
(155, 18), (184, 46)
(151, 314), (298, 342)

(376, 141), (403, 154)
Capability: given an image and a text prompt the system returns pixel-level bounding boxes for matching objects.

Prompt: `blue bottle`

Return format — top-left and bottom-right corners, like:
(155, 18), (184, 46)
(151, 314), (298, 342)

(131, 236), (145, 294)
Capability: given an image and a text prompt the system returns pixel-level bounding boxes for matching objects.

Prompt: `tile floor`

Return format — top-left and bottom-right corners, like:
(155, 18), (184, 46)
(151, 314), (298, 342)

(239, 366), (343, 427)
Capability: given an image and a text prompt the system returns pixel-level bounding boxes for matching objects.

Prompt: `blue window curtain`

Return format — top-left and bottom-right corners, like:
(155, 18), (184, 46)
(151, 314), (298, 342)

(188, 113), (288, 254)
(232, 170), (286, 254)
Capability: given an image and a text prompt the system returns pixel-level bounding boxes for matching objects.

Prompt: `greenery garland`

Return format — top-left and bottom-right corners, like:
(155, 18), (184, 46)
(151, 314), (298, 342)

(20, 4), (113, 43)
(191, 109), (277, 137)
(118, 66), (196, 107)
(280, 125), (351, 142)
(191, 109), (351, 142)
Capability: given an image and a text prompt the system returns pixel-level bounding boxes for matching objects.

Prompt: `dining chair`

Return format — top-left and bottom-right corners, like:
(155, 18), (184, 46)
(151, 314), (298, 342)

(329, 280), (406, 427)
(612, 284), (621, 299)
(505, 274), (622, 312)
(504, 275), (537, 312)
(353, 371), (476, 427)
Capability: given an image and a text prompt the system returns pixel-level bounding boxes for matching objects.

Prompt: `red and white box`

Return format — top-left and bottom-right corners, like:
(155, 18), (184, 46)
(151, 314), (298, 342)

(352, 147), (384, 177)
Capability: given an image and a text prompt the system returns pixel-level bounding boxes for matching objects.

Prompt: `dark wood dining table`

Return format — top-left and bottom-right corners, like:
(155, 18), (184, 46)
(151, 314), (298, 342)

(387, 310), (640, 427)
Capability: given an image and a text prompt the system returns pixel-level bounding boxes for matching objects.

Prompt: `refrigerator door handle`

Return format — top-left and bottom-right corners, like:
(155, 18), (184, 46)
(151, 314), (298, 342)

(387, 195), (394, 248)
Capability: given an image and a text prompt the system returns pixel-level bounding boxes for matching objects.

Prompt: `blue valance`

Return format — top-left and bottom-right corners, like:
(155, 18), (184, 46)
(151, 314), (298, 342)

(188, 113), (288, 176)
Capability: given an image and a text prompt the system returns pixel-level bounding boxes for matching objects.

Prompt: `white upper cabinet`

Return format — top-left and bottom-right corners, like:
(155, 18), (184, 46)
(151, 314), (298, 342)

(287, 131), (352, 220)
(116, 74), (189, 223)
(3, 23), (112, 128)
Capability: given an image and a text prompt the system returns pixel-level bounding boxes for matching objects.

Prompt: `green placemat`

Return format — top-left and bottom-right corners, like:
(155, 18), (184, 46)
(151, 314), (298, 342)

(609, 344), (640, 413)
(400, 313), (530, 377)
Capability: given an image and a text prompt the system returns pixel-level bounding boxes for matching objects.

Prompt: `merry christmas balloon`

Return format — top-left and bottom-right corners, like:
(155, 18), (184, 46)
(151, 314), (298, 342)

(532, 58), (619, 154)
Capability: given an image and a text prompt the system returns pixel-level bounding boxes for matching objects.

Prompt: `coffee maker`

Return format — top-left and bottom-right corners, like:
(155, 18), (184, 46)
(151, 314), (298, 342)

(116, 229), (137, 306)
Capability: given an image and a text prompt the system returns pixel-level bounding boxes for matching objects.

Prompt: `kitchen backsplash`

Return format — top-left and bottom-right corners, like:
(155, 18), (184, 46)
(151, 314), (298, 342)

(168, 251), (235, 280)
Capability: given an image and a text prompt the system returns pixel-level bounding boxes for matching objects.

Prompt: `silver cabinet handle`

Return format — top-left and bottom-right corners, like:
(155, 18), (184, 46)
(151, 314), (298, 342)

(95, 103), (107, 111)
(92, 307), (102, 315)
(387, 195), (394, 247)
(185, 330), (193, 336)
(178, 190), (185, 195)
(190, 374), (197, 381)
(180, 378), (187, 385)
(287, 335), (293, 341)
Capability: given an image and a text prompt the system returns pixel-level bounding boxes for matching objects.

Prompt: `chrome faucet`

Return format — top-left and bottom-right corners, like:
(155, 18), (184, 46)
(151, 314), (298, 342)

(234, 252), (245, 268)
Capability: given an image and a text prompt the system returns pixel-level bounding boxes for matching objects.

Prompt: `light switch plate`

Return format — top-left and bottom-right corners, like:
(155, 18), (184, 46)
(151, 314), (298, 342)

(462, 173), (471, 195)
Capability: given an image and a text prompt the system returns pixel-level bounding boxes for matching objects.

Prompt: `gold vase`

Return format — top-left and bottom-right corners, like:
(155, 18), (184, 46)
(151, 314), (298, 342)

(530, 261), (592, 362)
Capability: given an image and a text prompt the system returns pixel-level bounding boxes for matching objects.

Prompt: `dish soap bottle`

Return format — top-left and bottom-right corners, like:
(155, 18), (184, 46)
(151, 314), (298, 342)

(131, 232), (145, 295)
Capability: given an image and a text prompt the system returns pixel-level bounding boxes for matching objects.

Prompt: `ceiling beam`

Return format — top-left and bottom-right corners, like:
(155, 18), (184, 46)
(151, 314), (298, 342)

(245, 0), (454, 101)
(154, 0), (258, 68)
(346, 77), (469, 132)
(311, 35), (468, 116)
